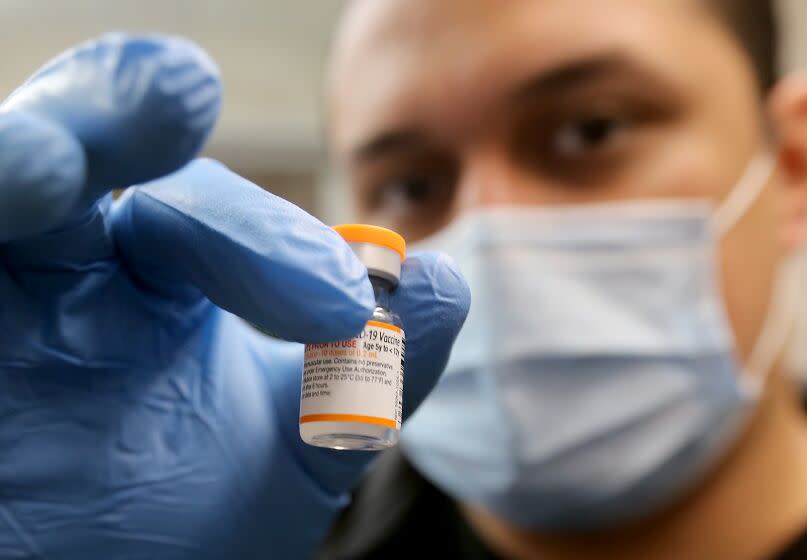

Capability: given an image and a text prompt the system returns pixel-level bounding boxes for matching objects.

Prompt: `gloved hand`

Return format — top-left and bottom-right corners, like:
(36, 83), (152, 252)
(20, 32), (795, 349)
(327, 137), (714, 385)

(0, 34), (469, 559)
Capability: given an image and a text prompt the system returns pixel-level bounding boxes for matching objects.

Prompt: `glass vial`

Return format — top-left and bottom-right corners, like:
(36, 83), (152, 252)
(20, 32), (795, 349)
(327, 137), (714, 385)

(300, 224), (406, 451)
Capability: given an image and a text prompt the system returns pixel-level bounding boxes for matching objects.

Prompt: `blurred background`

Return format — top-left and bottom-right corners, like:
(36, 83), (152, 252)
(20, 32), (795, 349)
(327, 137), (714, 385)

(1, 0), (807, 378)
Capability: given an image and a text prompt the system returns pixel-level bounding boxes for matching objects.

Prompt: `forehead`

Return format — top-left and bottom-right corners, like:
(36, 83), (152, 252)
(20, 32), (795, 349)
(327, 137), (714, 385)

(329, 0), (748, 153)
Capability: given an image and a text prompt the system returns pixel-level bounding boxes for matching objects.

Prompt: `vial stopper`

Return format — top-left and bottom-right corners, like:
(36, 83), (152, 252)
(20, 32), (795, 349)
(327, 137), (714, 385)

(333, 224), (406, 284)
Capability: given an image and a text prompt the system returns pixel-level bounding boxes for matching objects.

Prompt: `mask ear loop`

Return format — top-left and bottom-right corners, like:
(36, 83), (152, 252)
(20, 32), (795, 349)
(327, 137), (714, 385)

(740, 254), (804, 397)
(709, 150), (802, 396)
(711, 152), (777, 236)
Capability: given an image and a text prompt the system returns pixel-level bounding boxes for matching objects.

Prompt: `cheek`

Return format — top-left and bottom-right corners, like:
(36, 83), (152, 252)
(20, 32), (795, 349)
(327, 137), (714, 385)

(718, 185), (781, 362)
(623, 129), (780, 364)
(627, 123), (752, 200)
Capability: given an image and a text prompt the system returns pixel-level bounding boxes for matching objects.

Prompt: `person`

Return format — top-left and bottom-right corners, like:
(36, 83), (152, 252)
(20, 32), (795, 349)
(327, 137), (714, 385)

(319, 1), (807, 559)
(0, 34), (470, 558)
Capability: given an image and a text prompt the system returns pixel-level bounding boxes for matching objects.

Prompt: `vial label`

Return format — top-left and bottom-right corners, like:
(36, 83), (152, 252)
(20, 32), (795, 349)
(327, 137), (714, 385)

(300, 320), (405, 430)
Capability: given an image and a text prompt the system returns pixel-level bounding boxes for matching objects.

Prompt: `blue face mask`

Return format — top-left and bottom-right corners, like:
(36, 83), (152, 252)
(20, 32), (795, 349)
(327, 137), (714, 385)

(401, 153), (800, 530)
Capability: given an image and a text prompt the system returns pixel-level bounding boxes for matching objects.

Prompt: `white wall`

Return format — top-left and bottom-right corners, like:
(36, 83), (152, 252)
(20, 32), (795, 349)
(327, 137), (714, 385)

(780, 0), (807, 71)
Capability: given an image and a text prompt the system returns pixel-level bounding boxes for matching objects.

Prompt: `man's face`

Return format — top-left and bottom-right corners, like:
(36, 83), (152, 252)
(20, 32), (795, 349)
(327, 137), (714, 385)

(328, 0), (785, 361)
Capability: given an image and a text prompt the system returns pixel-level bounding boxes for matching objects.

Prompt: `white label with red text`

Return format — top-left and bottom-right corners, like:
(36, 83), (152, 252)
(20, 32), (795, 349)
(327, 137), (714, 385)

(301, 320), (404, 429)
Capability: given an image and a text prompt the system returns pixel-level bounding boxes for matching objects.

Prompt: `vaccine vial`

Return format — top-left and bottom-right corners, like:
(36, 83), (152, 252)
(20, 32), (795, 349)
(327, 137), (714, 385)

(299, 224), (406, 451)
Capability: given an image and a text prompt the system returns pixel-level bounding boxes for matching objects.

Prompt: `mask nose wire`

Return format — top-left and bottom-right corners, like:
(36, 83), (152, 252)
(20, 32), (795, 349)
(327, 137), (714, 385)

(711, 151), (777, 236)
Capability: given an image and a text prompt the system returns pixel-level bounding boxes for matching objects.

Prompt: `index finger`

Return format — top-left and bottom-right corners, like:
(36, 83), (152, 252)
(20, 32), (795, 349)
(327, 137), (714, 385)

(111, 159), (376, 343)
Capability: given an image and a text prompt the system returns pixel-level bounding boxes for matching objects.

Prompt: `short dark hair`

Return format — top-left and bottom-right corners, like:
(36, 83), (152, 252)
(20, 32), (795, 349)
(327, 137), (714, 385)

(707, 0), (778, 91)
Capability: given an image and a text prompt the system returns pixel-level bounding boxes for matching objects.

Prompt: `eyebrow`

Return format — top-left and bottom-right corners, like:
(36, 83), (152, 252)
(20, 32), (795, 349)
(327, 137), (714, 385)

(353, 129), (430, 162)
(512, 52), (662, 101)
(351, 52), (662, 162)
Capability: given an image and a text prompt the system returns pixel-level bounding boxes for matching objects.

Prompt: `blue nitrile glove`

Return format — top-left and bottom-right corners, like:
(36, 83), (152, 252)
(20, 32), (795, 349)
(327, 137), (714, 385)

(0, 34), (469, 560)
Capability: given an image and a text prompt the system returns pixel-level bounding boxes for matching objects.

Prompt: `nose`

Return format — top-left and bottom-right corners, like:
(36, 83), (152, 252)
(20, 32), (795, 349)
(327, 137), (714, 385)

(452, 145), (549, 215)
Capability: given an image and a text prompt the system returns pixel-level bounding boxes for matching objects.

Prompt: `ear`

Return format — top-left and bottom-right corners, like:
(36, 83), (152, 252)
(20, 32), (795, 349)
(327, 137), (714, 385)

(768, 71), (807, 250)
